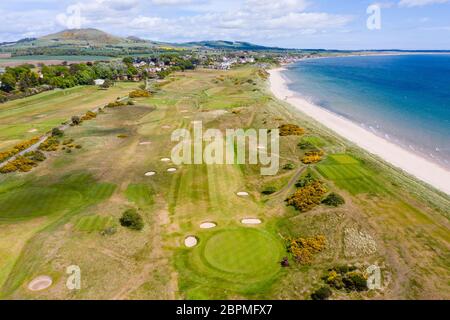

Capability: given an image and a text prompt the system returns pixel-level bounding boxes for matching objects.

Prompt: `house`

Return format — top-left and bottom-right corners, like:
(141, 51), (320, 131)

(0, 67), (6, 75)
(94, 79), (105, 86)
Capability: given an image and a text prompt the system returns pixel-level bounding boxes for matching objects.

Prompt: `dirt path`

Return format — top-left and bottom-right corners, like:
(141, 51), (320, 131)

(268, 166), (306, 199)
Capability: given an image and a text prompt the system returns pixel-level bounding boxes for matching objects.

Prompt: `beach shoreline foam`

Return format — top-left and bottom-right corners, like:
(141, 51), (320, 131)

(269, 67), (450, 195)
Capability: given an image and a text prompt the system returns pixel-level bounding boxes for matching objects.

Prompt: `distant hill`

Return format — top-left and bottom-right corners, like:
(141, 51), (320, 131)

(182, 40), (283, 51)
(40, 28), (126, 45)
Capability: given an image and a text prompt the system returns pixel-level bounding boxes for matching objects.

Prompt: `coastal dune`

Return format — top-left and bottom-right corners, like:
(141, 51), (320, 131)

(269, 68), (450, 195)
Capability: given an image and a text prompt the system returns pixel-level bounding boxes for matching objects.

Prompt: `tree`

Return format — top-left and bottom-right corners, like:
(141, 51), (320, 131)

(119, 209), (144, 231)
(322, 193), (345, 207)
(1, 73), (16, 92)
(71, 116), (81, 126)
(122, 56), (133, 65)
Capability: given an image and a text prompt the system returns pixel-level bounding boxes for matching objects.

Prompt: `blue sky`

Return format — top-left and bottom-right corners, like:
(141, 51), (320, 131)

(1, 0), (449, 49)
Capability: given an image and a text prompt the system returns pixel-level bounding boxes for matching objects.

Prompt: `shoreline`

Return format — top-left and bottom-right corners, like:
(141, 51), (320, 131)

(268, 67), (450, 195)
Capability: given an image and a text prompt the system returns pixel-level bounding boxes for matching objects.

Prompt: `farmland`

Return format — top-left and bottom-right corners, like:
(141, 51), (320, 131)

(0, 66), (448, 300)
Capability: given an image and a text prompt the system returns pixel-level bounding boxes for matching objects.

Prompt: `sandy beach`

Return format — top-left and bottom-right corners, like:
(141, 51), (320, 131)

(269, 67), (450, 195)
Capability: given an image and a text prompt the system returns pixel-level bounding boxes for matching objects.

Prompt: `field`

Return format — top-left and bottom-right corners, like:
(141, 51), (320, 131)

(0, 66), (448, 300)
(0, 82), (138, 151)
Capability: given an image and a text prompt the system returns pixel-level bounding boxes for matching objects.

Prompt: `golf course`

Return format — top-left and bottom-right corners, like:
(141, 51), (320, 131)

(0, 66), (449, 300)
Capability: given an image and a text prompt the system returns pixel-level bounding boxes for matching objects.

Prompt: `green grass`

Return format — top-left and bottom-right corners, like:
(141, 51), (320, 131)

(0, 173), (116, 221)
(316, 154), (386, 195)
(125, 183), (154, 207)
(176, 227), (284, 299)
(301, 135), (327, 147)
(75, 215), (114, 232)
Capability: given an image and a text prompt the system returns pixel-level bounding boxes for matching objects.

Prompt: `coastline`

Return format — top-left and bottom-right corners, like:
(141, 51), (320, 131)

(269, 67), (450, 195)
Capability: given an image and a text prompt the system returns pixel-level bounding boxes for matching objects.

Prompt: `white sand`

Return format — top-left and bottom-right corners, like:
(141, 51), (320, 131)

(200, 222), (217, 229)
(28, 275), (52, 291)
(139, 141), (151, 145)
(184, 236), (198, 247)
(269, 68), (450, 195)
(145, 171), (156, 176)
(161, 157), (171, 162)
(241, 218), (262, 225)
(167, 168), (177, 172)
(236, 192), (249, 196)
(28, 128), (38, 133)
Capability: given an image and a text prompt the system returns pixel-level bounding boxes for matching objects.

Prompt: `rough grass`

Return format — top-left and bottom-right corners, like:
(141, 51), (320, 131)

(125, 183), (154, 207)
(75, 215), (115, 232)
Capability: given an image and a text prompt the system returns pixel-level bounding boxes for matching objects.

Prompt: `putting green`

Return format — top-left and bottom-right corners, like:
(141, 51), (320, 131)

(201, 228), (283, 276)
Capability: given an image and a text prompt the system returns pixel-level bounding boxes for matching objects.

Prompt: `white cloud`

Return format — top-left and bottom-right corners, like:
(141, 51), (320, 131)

(151, 0), (195, 5)
(399, 0), (449, 7)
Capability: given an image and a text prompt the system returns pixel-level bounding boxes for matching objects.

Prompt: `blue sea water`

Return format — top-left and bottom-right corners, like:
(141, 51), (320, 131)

(283, 54), (450, 169)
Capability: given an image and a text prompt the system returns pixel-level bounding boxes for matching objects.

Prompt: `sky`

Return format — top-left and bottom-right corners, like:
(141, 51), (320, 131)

(0, 0), (449, 50)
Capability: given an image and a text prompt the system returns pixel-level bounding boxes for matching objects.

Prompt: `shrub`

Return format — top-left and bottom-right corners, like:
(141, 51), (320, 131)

(129, 89), (150, 98)
(283, 163), (295, 170)
(286, 235), (326, 264)
(322, 192), (345, 207)
(286, 180), (327, 212)
(117, 134), (128, 139)
(39, 137), (60, 151)
(24, 150), (46, 162)
(62, 138), (74, 145)
(0, 156), (37, 174)
(298, 141), (314, 150)
(81, 111), (97, 121)
(51, 127), (64, 137)
(295, 173), (315, 188)
(105, 101), (126, 108)
(279, 124), (305, 136)
(119, 209), (144, 231)
(301, 150), (324, 164)
(324, 266), (368, 292)
(71, 116), (81, 125)
(127, 100), (135, 105)
(262, 186), (277, 195)
(0, 136), (40, 162)
(311, 286), (332, 300)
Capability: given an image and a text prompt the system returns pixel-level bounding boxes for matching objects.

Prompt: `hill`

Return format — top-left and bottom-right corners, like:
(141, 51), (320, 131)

(40, 28), (125, 45)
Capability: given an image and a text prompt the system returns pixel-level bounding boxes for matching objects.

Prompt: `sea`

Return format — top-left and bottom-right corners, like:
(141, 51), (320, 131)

(282, 54), (450, 169)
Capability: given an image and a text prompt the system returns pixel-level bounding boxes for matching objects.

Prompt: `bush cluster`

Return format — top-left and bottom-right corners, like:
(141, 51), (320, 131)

(105, 101), (126, 108)
(129, 89), (150, 98)
(51, 127), (64, 137)
(0, 156), (37, 173)
(119, 209), (144, 231)
(0, 136), (40, 162)
(286, 180), (327, 212)
(38, 137), (60, 152)
(324, 266), (368, 292)
(322, 192), (345, 207)
(261, 186), (277, 195)
(278, 124), (305, 136)
(301, 150), (324, 164)
(81, 111), (97, 121)
(311, 286), (332, 300)
(286, 235), (326, 264)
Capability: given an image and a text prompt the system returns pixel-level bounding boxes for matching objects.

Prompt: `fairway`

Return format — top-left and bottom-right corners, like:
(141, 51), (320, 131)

(75, 215), (114, 232)
(317, 154), (385, 194)
(202, 228), (282, 276)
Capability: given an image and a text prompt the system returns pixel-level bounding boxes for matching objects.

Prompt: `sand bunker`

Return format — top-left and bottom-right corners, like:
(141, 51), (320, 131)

(241, 218), (262, 225)
(180, 110), (189, 113)
(200, 222), (217, 229)
(145, 171), (156, 176)
(139, 141), (151, 145)
(167, 168), (177, 172)
(257, 145), (266, 150)
(184, 236), (198, 247)
(28, 275), (52, 291)
(161, 125), (171, 129)
(161, 157), (171, 162)
(28, 128), (38, 133)
(236, 192), (249, 196)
